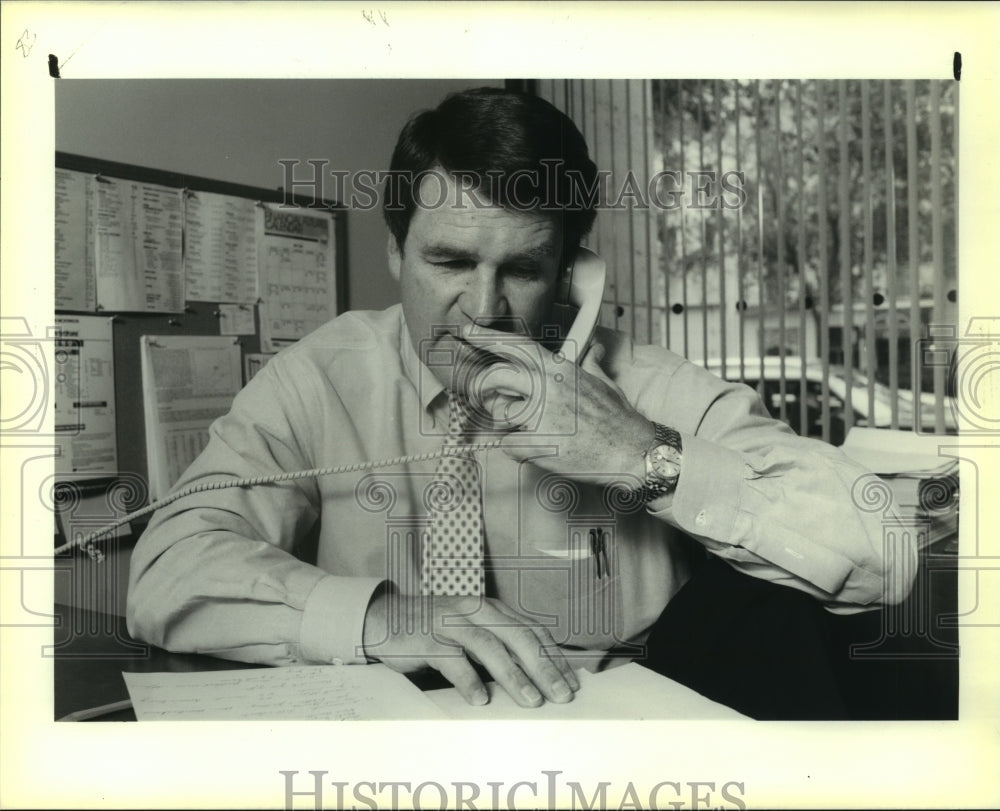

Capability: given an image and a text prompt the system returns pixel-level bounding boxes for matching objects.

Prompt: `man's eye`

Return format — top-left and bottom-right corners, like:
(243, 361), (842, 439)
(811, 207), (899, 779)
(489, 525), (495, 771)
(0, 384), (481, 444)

(434, 260), (474, 269)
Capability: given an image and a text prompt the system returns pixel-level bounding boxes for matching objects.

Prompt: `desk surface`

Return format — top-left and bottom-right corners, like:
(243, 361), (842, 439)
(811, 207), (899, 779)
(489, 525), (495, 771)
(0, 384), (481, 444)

(54, 536), (959, 721)
(54, 603), (487, 721)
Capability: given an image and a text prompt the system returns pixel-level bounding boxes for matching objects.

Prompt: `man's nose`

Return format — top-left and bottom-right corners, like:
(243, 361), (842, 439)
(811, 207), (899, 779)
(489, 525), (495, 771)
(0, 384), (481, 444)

(464, 269), (509, 325)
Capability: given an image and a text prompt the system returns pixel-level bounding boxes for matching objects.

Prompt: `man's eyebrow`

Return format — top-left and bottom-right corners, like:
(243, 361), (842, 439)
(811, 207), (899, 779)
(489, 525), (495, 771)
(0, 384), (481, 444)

(419, 244), (556, 263)
(420, 244), (478, 259)
(504, 244), (556, 264)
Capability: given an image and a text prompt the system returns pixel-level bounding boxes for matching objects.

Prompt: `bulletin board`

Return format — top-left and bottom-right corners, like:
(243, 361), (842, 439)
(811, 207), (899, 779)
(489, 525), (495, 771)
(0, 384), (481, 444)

(53, 151), (348, 535)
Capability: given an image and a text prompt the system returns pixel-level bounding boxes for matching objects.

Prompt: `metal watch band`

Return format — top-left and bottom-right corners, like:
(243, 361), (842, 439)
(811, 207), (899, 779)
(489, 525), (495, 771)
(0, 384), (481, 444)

(633, 423), (682, 505)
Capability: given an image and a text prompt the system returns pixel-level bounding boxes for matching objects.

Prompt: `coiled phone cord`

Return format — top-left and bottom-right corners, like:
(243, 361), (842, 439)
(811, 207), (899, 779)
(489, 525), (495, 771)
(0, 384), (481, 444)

(54, 438), (506, 558)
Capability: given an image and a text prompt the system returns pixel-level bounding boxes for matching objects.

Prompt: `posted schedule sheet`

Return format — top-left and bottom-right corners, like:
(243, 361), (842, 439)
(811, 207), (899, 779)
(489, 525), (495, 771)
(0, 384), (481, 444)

(183, 190), (259, 304)
(95, 177), (184, 312)
(54, 168), (97, 311)
(52, 315), (118, 476)
(258, 204), (337, 352)
(139, 334), (242, 500)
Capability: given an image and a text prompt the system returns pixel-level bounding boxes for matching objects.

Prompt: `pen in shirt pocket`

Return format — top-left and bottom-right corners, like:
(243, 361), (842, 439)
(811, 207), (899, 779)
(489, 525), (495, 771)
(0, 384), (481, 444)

(589, 528), (609, 579)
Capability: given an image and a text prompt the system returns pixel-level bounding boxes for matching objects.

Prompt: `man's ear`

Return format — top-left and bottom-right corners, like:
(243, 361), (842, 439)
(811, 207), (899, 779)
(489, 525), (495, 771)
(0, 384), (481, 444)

(387, 234), (402, 282)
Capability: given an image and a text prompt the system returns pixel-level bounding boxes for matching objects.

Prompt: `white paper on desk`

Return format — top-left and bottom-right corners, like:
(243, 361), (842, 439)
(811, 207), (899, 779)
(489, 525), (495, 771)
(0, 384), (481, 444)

(841, 427), (958, 476)
(123, 665), (445, 721)
(139, 335), (242, 499)
(426, 663), (748, 721)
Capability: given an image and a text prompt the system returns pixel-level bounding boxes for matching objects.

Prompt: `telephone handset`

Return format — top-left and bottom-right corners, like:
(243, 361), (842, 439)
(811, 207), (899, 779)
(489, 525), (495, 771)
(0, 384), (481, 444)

(553, 246), (607, 365)
(476, 246), (605, 408)
(57, 249), (608, 558)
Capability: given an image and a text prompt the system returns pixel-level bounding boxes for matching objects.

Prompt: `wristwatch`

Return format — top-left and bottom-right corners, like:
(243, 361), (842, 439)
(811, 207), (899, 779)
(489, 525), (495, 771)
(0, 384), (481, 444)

(632, 422), (683, 504)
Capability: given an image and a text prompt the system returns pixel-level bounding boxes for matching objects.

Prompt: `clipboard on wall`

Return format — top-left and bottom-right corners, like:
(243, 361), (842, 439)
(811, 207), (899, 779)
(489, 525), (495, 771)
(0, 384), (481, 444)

(139, 335), (243, 501)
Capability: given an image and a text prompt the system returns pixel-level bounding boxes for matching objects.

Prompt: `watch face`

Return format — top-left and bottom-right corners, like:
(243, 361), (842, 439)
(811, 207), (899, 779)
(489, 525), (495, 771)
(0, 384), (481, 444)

(649, 445), (682, 479)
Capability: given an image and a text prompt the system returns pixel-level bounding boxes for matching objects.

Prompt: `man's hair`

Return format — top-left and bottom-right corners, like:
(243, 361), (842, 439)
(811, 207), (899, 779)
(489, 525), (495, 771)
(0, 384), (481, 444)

(383, 87), (598, 259)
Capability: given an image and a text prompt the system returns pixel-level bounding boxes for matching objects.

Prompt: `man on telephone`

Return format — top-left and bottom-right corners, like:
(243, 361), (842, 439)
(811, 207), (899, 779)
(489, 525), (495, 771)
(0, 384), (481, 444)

(128, 87), (914, 719)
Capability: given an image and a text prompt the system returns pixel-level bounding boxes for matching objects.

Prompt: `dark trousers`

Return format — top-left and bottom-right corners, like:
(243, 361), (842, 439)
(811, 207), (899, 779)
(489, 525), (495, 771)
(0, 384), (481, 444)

(638, 555), (959, 720)
(640, 556), (850, 720)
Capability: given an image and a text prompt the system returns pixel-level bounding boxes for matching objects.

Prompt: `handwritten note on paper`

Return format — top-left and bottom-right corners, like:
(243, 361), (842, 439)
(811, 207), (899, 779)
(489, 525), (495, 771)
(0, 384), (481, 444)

(123, 665), (445, 721)
(426, 663), (749, 721)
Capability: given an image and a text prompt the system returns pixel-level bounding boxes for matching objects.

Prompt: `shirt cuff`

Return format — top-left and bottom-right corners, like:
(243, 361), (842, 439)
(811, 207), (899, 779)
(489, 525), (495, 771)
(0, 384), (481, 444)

(299, 575), (385, 665)
(647, 431), (742, 544)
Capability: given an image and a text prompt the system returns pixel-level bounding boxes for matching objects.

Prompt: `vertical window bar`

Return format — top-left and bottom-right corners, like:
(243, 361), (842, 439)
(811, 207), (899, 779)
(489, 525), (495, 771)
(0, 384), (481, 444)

(906, 81), (920, 432)
(626, 80), (648, 345)
(659, 80), (672, 350)
(679, 80), (690, 359)
(602, 80), (622, 332)
(774, 81), (787, 423)
(643, 80), (656, 346)
(884, 82), (900, 430)
(586, 79), (605, 318)
(930, 80), (946, 433)
(838, 80), (854, 434)
(816, 82), (832, 443)
(583, 80), (596, 255)
(735, 80), (746, 384)
(697, 80), (709, 367)
(862, 81), (876, 427)
(754, 81), (766, 395)
(715, 80), (727, 379)
(624, 79), (638, 343)
(587, 80), (615, 329)
(796, 81), (808, 436)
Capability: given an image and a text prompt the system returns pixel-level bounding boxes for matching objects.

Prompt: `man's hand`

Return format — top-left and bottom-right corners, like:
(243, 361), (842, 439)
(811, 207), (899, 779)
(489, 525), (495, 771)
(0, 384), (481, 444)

(362, 587), (580, 707)
(457, 324), (654, 485)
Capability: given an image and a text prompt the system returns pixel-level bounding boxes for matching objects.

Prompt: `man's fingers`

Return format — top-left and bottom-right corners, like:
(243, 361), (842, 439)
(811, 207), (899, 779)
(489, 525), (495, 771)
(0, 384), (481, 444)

(490, 603), (580, 693)
(458, 627), (545, 707)
(477, 392), (524, 428)
(422, 596), (577, 707)
(432, 654), (490, 706)
(463, 618), (575, 706)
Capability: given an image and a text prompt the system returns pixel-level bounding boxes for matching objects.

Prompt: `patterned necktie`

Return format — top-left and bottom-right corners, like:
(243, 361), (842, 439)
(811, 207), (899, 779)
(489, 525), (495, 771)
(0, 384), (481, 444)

(421, 392), (485, 597)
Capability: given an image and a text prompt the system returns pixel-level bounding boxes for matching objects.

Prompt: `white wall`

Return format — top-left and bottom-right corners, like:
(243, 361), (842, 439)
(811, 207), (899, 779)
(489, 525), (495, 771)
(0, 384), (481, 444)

(54, 79), (504, 311)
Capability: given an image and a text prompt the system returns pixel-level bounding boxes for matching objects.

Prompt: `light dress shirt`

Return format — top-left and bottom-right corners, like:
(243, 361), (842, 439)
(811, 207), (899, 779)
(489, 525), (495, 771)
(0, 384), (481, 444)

(127, 305), (915, 668)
